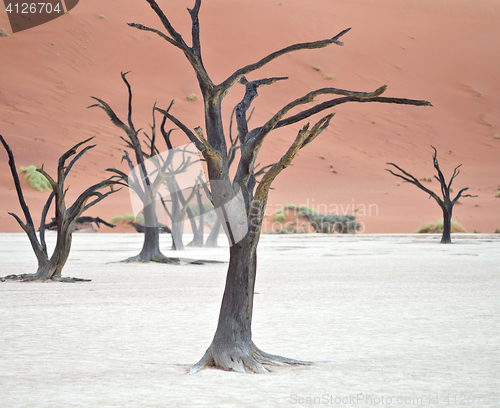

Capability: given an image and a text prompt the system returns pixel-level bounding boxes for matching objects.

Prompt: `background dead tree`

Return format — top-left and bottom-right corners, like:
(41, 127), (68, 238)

(131, 0), (431, 373)
(0, 135), (121, 282)
(90, 72), (193, 263)
(386, 146), (476, 244)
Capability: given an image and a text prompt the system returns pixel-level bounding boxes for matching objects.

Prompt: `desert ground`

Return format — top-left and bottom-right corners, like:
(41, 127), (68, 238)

(1, 0), (499, 234)
(0, 232), (499, 407)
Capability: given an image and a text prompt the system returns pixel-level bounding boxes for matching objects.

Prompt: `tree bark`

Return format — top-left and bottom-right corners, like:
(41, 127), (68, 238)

(191, 232), (307, 373)
(123, 203), (180, 263)
(441, 206), (452, 244)
(204, 218), (221, 248)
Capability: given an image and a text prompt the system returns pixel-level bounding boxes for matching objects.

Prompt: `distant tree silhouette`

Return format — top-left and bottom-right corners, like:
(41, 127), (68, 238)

(386, 146), (476, 243)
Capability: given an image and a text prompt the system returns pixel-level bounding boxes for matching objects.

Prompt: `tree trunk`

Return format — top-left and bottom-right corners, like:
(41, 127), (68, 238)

(191, 229), (307, 373)
(190, 190), (205, 247)
(169, 188), (185, 251)
(441, 206), (453, 244)
(204, 218), (221, 248)
(13, 224), (79, 282)
(45, 228), (72, 279)
(124, 203), (179, 263)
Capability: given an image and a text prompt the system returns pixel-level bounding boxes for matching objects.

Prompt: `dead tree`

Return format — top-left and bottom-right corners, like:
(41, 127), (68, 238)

(386, 146), (476, 244)
(131, 0), (431, 373)
(90, 72), (195, 263)
(0, 135), (121, 282)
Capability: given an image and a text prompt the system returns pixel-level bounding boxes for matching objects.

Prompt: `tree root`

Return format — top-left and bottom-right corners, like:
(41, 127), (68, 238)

(120, 255), (224, 265)
(1, 274), (91, 282)
(120, 254), (181, 264)
(189, 341), (311, 374)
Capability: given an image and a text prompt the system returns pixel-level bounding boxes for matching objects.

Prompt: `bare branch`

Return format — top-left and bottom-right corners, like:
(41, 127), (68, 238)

(121, 71), (136, 132)
(452, 187), (477, 204)
(131, 1), (214, 93)
(89, 97), (132, 136)
(220, 28), (351, 93)
(273, 87), (431, 131)
(66, 177), (122, 222)
(160, 116), (175, 150)
(448, 164), (463, 190)
(188, 0), (202, 56)
(254, 163), (273, 178)
(155, 107), (205, 153)
(194, 127), (221, 161)
(127, 23), (182, 49)
(82, 186), (123, 214)
(249, 85), (393, 148)
(236, 76), (288, 144)
(385, 163), (443, 207)
(0, 135), (37, 234)
(134, 0), (189, 50)
(105, 168), (130, 185)
(254, 114), (333, 204)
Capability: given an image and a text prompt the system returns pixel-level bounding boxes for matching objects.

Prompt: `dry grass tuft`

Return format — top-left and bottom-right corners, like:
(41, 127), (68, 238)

(414, 219), (467, 234)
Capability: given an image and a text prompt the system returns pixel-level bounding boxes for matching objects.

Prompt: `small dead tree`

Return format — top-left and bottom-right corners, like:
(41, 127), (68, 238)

(0, 135), (121, 282)
(131, 0), (431, 372)
(386, 146), (476, 244)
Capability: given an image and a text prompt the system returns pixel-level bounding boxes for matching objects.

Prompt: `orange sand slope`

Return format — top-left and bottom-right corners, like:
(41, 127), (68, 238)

(1, 0), (499, 233)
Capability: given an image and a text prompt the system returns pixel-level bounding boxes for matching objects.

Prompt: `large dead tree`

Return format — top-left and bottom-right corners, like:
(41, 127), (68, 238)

(130, 0), (432, 373)
(0, 135), (121, 282)
(386, 146), (476, 244)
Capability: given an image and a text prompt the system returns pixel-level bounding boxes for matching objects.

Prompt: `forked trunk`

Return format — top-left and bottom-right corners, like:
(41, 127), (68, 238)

(17, 224), (75, 282)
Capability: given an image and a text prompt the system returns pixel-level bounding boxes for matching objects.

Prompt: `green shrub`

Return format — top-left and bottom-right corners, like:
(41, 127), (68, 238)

(19, 165), (51, 191)
(414, 219), (467, 234)
(273, 209), (286, 222)
(109, 215), (123, 224)
(303, 213), (361, 234)
(110, 213), (143, 224)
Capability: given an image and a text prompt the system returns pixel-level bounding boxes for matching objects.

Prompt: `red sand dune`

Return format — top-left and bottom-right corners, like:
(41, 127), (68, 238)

(1, 0), (499, 234)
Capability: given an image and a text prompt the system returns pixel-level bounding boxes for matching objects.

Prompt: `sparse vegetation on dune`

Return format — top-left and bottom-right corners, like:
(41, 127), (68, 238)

(414, 219), (467, 234)
(19, 165), (51, 191)
(273, 209), (286, 222)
